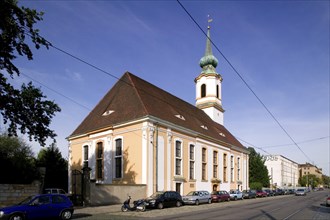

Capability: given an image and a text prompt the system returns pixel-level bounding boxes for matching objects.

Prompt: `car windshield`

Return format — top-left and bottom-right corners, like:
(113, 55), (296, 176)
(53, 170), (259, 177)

(149, 192), (164, 199)
(18, 196), (34, 205)
(297, 189), (304, 192)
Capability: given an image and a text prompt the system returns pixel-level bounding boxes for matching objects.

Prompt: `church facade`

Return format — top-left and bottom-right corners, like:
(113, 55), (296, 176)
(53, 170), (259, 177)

(68, 26), (249, 200)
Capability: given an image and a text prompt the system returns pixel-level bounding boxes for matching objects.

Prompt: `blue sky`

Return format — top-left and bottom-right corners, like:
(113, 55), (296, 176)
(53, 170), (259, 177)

(6, 0), (329, 176)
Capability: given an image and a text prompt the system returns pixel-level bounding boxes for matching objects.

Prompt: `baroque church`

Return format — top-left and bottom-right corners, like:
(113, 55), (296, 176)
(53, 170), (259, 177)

(68, 25), (249, 205)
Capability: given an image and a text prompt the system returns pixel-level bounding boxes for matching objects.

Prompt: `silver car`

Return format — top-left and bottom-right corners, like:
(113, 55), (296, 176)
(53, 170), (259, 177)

(295, 188), (306, 196)
(182, 191), (211, 205)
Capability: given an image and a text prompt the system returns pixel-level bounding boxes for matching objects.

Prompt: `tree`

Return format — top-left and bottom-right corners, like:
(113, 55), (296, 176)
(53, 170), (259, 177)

(36, 144), (68, 191)
(0, 0), (61, 146)
(298, 174), (321, 188)
(0, 133), (40, 183)
(248, 147), (270, 188)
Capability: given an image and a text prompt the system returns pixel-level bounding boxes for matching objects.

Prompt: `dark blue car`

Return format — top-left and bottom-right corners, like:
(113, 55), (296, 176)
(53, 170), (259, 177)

(0, 194), (74, 220)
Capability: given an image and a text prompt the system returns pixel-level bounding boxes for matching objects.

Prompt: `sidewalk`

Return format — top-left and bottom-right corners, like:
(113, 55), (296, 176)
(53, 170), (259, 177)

(74, 204), (123, 215)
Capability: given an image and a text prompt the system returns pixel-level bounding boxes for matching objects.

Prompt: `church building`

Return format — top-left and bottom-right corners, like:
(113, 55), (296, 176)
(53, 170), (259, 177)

(68, 25), (249, 204)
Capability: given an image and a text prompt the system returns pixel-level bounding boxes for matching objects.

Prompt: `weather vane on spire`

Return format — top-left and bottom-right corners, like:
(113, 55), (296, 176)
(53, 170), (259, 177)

(207, 15), (213, 29)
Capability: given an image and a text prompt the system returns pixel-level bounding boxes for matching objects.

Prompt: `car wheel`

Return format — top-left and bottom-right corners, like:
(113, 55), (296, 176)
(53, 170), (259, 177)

(61, 210), (73, 220)
(157, 202), (164, 209)
(9, 214), (24, 220)
(176, 201), (182, 207)
(195, 199), (200, 206)
(208, 198), (211, 204)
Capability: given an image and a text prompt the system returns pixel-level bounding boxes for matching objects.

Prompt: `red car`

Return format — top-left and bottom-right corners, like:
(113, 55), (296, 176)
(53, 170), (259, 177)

(211, 191), (230, 202)
(256, 190), (267, 197)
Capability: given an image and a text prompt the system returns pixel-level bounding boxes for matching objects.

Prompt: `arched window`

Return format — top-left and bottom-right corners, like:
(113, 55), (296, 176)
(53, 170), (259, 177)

(201, 84), (206, 98)
(96, 142), (103, 180)
(175, 140), (182, 176)
(216, 85), (219, 98)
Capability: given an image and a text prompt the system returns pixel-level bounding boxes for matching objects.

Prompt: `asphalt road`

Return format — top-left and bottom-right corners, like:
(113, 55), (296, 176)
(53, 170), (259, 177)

(73, 190), (330, 220)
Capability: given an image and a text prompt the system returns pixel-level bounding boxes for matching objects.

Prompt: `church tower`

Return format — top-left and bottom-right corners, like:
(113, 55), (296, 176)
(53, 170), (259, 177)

(195, 23), (225, 125)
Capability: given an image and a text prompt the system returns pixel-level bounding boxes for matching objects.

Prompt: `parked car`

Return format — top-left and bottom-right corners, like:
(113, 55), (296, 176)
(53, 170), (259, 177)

(242, 190), (257, 199)
(211, 191), (230, 202)
(43, 188), (67, 195)
(264, 189), (275, 197)
(326, 195), (330, 207)
(182, 191), (211, 205)
(287, 189), (295, 194)
(145, 191), (183, 209)
(295, 188), (306, 196)
(275, 189), (285, 195)
(0, 194), (74, 220)
(229, 190), (243, 200)
(256, 190), (267, 197)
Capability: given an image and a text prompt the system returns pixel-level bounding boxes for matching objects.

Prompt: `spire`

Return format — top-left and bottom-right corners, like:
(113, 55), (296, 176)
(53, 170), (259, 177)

(199, 18), (218, 74)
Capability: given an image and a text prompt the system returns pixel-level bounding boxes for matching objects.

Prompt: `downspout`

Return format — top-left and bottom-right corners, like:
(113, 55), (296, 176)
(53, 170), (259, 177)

(155, 123), (158, 192)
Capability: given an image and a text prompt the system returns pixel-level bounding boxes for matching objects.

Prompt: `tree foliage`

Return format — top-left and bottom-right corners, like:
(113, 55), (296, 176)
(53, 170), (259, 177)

(0, 0), (60, 146)
(37, 144), (68, 191)
(248, 147), (270, 188)
(0, 133), (40, 183)
(298, 174), (322, 188)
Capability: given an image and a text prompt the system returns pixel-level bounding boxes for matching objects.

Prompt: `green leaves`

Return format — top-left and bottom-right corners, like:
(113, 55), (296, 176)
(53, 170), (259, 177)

(248, 147), (270, 188)
(0, 0), (60, 146)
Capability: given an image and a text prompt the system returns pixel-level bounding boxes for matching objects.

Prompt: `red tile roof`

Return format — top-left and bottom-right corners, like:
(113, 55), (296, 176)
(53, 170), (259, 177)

(70, 72), (245, 149)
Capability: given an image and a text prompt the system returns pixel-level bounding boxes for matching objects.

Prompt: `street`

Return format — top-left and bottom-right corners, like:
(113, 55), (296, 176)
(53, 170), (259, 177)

(73, 190), (330, 220)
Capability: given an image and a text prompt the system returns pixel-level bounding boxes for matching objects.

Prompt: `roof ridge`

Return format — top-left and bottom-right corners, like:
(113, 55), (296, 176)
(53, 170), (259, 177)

(125, 72), (150, 116)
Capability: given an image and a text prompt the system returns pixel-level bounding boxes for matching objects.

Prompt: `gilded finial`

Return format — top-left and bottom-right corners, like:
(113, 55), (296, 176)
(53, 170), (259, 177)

(207, 15), (213, 29)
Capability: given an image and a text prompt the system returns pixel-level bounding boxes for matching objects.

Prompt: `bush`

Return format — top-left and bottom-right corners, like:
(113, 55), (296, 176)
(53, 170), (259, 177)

(250, 182), (263, 190)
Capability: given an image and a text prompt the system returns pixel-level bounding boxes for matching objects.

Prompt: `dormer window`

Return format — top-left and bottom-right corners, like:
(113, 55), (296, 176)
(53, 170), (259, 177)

(175, 114), (185, 121)
(201, 125), (208, 130)
(102, 110), (114, 116)
(219, 132), (226, 137)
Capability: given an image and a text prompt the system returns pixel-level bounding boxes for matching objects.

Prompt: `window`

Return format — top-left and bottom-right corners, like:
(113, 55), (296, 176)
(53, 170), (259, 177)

(83, 145), (89, 168)
(237, 157), (240, 180)
(201, 84), (206, 98)
(230, 155), (234, 182)
(213, 151), (218, 178)
(202, 148), (207, 180)
(96, 142), (103, 180)
(223, 153), (227, 182)
(115, 139), (123, 178)
(216, 85), (219, 98)
(189, 144), (195, 180)
(175, 141), (182, 176)
(52, 195), (66, 204)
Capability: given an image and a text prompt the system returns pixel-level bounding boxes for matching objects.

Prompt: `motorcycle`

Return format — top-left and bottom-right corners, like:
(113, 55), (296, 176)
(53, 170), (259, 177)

(121, 195), (147, 212)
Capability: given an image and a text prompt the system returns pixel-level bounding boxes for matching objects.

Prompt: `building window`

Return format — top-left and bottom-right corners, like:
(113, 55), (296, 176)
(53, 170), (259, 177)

(223, 153), (227, 182)
(83, 145), (89, 168)
(189, 144), (195, 180)
(96, 142), (103, 180)
(175, 140), (182, 176)
(237, 157), (240, 180)
(201, 84), (206, 98)
(202, 148), (207, 180)
(216, 85), (219, 98)
(115, 139), (123, 178)
(213, 151), (218, 179)
(230, 155), (234, 182)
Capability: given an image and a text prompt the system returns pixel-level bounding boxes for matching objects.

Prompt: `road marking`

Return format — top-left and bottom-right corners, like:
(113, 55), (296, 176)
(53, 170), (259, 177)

(282, 208), (304, 220)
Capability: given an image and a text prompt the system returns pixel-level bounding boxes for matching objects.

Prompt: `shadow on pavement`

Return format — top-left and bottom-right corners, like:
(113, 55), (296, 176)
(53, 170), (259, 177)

(72, 213), (93, 219)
